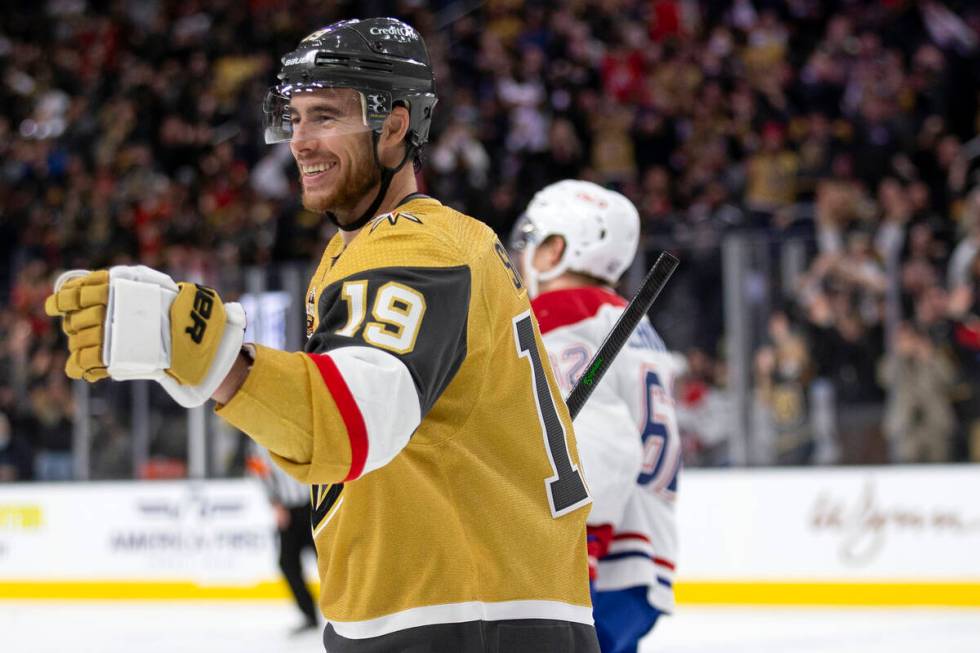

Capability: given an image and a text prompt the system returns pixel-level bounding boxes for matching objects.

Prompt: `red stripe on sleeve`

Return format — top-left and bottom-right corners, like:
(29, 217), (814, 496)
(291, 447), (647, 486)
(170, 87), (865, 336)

(612, 531), (652, 543)
(306, 353), (368, 482)
(653, 556), (676, 571)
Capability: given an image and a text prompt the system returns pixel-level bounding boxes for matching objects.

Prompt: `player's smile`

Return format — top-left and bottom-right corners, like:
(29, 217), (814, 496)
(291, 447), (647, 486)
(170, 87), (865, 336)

(299, 160), (338, 187)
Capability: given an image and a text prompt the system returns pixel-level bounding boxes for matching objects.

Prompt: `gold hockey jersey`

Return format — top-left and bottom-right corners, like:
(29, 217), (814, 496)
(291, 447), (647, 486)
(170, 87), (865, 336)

(217, 196), (594, 640)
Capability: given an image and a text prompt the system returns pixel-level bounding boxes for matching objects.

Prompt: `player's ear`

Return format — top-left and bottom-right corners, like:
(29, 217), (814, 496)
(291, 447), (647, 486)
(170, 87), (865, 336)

(543, 235), (566, 260)
(380, 105), (411, 165)
(533, 236), (566, 273)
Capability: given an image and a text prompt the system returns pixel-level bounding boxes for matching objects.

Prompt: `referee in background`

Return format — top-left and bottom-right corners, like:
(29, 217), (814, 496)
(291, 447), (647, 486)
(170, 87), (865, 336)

(247, 442), (319, 635)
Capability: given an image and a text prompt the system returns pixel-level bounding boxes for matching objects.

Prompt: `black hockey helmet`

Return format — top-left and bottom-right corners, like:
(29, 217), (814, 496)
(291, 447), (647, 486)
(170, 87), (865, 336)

(263, 17), (437, 148)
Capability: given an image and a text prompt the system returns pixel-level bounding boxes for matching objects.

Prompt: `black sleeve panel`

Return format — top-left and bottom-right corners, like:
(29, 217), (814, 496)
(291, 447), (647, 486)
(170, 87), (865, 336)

(305, 265), (470, 416)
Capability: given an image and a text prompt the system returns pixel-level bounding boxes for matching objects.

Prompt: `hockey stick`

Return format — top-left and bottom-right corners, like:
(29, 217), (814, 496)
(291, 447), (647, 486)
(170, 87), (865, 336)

(564, 251), (679, 420)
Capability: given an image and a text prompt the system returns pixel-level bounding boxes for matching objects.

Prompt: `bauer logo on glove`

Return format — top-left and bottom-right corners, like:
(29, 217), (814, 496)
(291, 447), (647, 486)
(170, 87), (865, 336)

(185, 285), (216, 344)
(170, 283), (229, 387)
(44, 266), (246, 408)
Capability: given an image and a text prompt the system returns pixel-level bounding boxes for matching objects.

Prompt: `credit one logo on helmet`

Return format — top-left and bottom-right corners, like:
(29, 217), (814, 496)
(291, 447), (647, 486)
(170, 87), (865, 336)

(369, 25), (417, 42)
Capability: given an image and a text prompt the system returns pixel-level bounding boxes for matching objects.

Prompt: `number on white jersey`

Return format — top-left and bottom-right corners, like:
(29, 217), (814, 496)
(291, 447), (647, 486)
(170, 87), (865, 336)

(639, 369), (680, 495)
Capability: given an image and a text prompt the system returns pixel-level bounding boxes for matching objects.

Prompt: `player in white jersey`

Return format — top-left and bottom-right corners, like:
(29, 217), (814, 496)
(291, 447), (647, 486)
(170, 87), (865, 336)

(511, 180), (681, 653)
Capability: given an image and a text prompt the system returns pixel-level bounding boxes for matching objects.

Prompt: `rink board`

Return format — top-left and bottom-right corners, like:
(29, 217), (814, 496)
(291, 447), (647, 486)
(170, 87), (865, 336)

(1, 467), (979, 605)
(674, 465), (980, 606)
(0, 479), (290, 599)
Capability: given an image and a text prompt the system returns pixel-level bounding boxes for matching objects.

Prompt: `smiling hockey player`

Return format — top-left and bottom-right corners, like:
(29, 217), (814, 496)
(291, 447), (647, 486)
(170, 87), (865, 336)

(44, 18), (600, 653)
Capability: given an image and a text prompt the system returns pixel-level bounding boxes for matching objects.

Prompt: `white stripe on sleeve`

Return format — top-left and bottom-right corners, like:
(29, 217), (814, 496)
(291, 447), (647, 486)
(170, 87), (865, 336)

(327, 346), (422, 477)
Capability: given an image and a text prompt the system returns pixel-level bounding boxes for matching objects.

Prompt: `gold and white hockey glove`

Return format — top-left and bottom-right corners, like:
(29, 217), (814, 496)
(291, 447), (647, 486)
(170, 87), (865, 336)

(44, 265), (246, 407)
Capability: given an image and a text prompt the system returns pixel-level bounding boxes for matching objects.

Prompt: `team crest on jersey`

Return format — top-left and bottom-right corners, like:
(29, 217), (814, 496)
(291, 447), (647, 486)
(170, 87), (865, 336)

(368, 211), (423, 233)
(306, 286), (316, 338)
(310, 483), (344, 535)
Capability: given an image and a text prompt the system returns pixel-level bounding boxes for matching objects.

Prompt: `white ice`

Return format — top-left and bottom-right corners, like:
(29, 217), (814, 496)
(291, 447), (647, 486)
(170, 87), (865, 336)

(1, 600), (978, 652)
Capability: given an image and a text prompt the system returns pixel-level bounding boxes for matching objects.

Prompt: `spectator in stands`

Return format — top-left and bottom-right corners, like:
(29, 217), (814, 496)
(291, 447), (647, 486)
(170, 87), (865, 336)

(745, 122), (799, 226)
(754, 312), (814, 465)
(0, 412), (33, 482)
(949, 250), (980, 459)
(798, 243), (888, 464)
(949, 187), (980, 288)
(675, 348), (735, 467)
(24, 371), (74, 481)
(880, 322), (957, 462)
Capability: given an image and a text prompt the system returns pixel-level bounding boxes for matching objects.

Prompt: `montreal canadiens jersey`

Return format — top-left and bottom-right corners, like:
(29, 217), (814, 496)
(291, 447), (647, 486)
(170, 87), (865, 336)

(532, 286), (680, 613)
(217, 197), (594, 640)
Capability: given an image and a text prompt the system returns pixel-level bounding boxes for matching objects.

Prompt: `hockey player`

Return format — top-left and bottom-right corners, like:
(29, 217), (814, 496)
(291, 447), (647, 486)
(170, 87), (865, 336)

(44, 18), (600, 653)
(512, 180), (681, 653)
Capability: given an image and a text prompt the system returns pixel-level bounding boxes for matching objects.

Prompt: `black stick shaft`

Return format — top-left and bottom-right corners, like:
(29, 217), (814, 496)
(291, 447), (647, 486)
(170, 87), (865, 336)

(565, 251), (679, 420)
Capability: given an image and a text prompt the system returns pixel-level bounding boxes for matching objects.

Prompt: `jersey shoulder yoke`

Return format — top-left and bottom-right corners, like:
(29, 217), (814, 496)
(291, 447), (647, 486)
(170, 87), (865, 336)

(333, 198), (486, 275)
(531, 287), (627, 335)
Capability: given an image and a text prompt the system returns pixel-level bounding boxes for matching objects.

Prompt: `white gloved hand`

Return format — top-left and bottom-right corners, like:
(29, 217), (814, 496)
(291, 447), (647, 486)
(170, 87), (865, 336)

(45, 265), (247, 407)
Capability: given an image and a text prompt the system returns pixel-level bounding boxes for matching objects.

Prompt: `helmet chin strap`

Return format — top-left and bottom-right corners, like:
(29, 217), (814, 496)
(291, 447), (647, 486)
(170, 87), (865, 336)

(327, 131), (415, 232)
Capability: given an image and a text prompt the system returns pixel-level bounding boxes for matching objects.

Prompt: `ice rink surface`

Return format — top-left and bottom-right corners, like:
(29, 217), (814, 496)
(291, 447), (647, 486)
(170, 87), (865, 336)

(2, 600), (979, 653)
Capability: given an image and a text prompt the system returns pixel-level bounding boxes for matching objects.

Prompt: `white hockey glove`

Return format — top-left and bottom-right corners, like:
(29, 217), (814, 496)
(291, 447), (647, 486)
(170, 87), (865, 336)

(44, 265), (246, 407)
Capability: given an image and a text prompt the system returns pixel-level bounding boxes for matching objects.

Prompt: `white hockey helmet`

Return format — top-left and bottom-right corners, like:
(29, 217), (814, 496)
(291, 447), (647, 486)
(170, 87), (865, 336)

(510, 180), (640, 297)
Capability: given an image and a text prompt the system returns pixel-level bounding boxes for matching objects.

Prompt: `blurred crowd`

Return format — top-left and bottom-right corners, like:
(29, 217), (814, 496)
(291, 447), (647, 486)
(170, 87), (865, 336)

(2, 0), (980, 481)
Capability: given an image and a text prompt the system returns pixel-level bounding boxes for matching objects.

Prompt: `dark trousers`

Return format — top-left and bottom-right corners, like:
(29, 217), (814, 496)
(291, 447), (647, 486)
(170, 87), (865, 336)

(323, 618), (601, 653)
(280, 503), (318, 624)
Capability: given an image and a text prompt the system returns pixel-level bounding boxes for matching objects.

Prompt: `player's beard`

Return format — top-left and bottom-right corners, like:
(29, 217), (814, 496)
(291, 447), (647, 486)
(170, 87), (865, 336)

(301, 133), (381, 222)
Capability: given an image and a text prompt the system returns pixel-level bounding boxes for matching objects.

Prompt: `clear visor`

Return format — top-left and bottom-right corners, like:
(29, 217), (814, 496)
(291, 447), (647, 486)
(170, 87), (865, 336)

(263, 84), (390, 144)
(508, 214), (542, 252)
